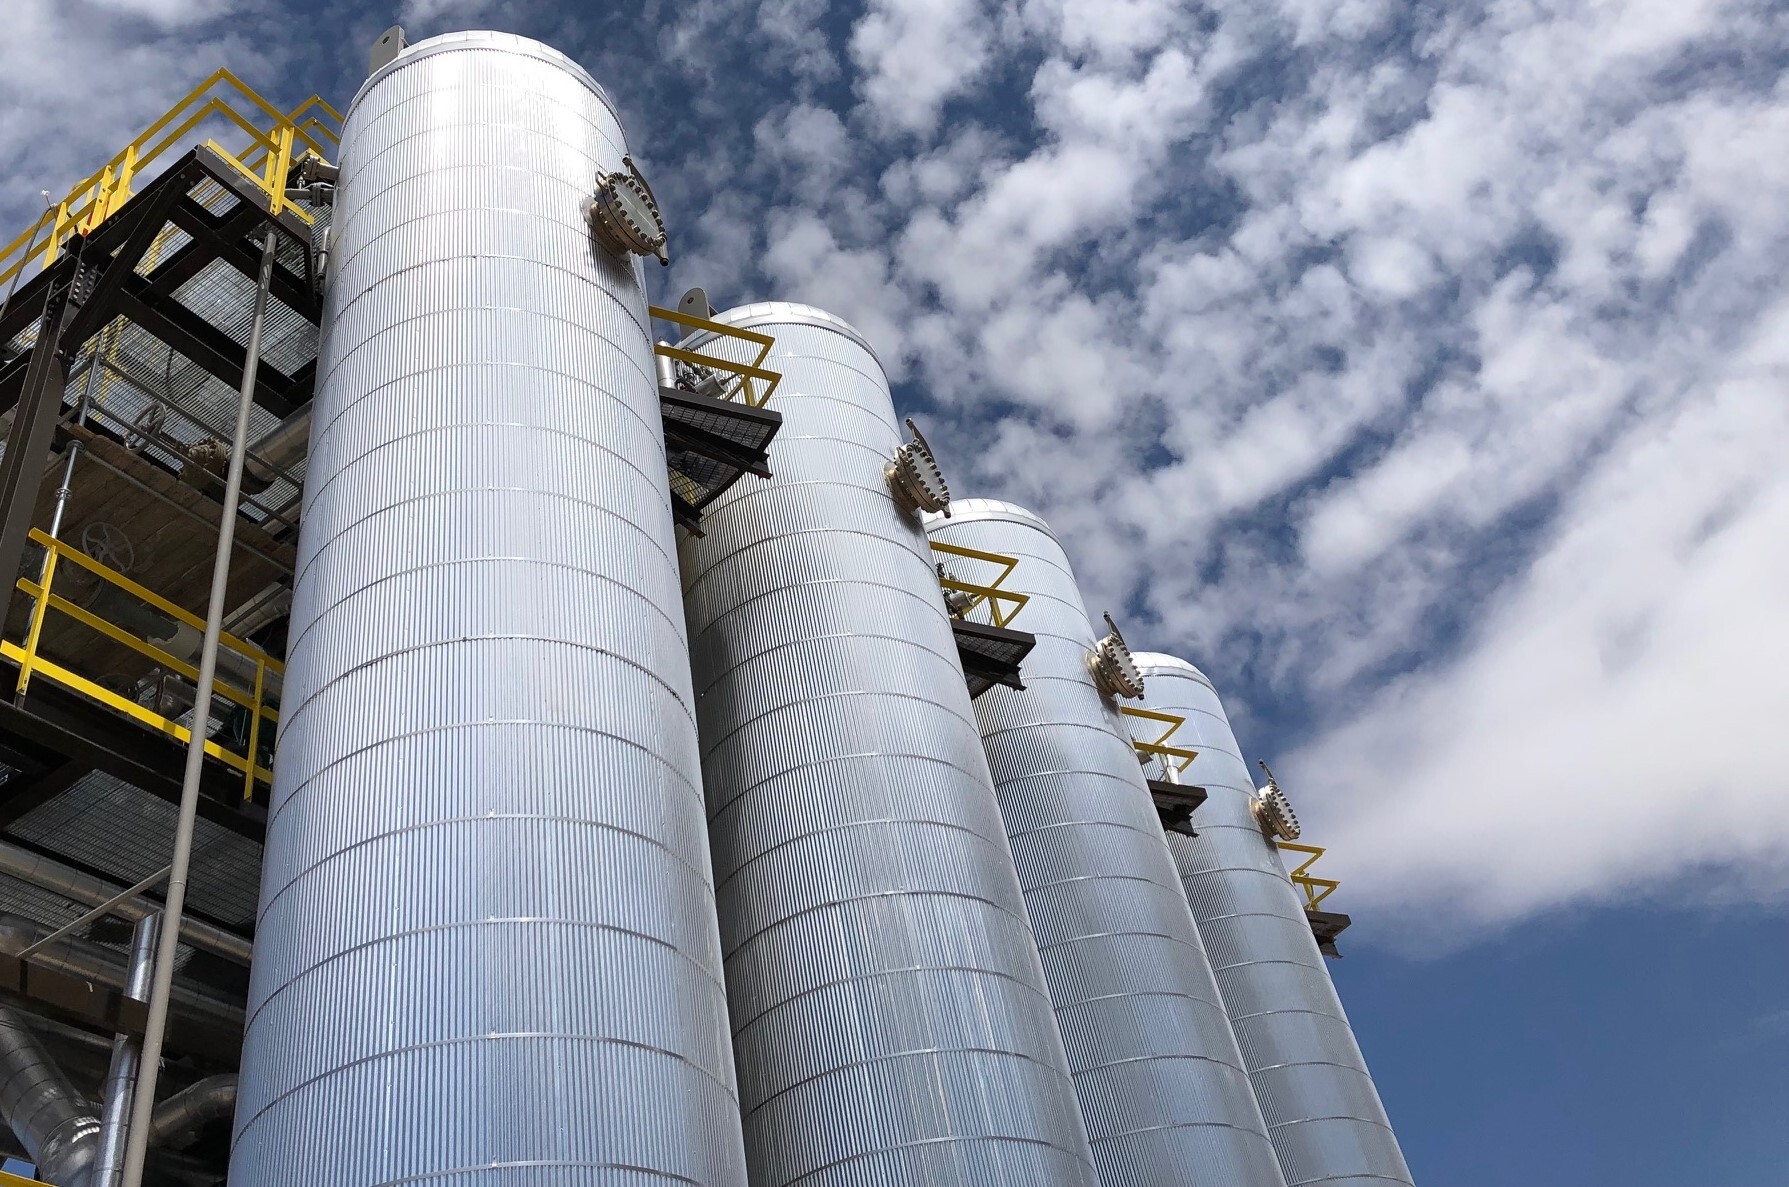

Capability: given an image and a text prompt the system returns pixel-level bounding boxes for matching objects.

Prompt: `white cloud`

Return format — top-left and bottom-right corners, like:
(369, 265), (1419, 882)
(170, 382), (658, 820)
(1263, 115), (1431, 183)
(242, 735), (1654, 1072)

(850, 0), (993, 133)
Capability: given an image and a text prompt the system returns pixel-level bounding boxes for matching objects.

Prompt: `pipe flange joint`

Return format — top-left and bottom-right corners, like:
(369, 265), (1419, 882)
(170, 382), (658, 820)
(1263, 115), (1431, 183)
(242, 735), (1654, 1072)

(1088, 612), (1144, 699)
(588, 155), (669, 266)
(887, 417), (950, 517)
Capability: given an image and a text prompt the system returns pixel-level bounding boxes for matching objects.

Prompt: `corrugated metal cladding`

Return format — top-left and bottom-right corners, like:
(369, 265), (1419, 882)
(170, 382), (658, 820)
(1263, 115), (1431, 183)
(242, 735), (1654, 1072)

(1129, 655), (1414, 1187)
(232, 32), (748, 1187)
(678, 305), (1098, 1187)
(926, 502), (1289, 1187)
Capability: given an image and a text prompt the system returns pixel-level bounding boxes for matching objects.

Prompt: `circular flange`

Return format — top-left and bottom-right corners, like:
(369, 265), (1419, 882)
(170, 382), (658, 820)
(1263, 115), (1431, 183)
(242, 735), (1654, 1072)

(1255, 781), (1302, 841)
(1088, 613), (1144, 699)
(589, 156), (668, 265)
(887, 418), (950, 516)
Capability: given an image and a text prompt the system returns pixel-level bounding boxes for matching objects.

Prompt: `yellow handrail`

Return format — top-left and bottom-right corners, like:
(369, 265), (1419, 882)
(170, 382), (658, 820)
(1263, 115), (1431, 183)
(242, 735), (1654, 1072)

(649, 306), (781, 408)
(1118, 704), (1198, 773)
(1, 69), (340, 289)
(929, 540), (1030, 628)
(1276, 841), (1340, 910)
(2, 528), (281, 799)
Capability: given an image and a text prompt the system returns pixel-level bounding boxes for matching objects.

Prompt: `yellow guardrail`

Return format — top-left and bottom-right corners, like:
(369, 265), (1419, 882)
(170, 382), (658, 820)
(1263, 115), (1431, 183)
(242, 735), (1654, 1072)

(1276, 841), (1340, 910)
(1, 529), (281, 800)
(1119, 704), (1198, 773)
(1, 68), (341, 290)
(649, 306), (781, 408)
(930, 540), (1029, 628)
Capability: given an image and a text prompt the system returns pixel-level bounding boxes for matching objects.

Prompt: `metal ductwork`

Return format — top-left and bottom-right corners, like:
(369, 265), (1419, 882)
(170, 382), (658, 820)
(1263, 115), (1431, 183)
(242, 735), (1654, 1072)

(1129, 654), (1414, 1187)
(0, 1006), (100, 1186)
(678, 305), (1097, 1187)
(0, 843), (250, 966)
(231, 31), (747, 1187)
(926, 502), (1288, 1187)
(0, 915), (245, 1040)
(147, 1075), (236, 1150)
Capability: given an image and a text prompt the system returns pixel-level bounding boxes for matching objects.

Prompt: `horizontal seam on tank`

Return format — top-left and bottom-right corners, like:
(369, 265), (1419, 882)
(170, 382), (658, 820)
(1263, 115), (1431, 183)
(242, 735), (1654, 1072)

(1024, 871), (1191, 898)
(302, 425), (667, 552)
(1229, 1006), (1352, 1026)
(693, 629), (965, 704)
(298, 454), (672, 590)
(366, 1160), (706, 1187)
(689, 579), (945, 667)
(683, 525), (928, 598)
(1053, 987), (1228, 1015)
(351, 46), (625, 126)
(1036, 929), (1204, 957)
(318, 293), (652, 403)
(257, 812), (717, 925)
(289, 551), (685, 662)
(1074, 1050), (1248, 1078)
(345, 102), (619, 178)
(745, 1044), (1079, 1119)
(1087, 1118), (1279, 1146)
(266, 718), (701, 833)
(715, 815), (1011, 895)
(277, 634), (694, 743)
(233, 1028), (738, 1141)
(706, 750), (995, 823)
(311, 355), (660, 470)
(342, 155), (601, 219)
(730, 961), (1059, 1036)
(1211, 958), (1336, 980)
(1249, 1058), (1376, 1079)
(780, 1133), (1093, 1187)
(330, 201), (624, 291)
(677, 351), (885, 392)
(982, 720), (1136, 747)
(1282, 1173), (1411, 1186)
(1268, 1114), (1398, 1135)
(699, 688), (977, 760)
(1005, 815), (1164, 846)
(242, 917), (727, 1035)
(1199, 908), (1319, 927)
(929, 520), (1073, 562)
(723, 888), (1034, 962)
(697, 479), (907, 528)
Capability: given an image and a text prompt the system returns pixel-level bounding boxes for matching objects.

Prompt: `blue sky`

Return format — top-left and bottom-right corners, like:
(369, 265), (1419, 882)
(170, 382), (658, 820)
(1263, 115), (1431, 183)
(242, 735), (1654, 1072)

(3, 0), (1786, 1182)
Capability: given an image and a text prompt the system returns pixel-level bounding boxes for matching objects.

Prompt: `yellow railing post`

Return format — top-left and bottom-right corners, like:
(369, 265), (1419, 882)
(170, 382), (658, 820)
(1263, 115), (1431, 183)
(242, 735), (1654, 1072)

(243, 657), (267, 801)
(13, 548), (58, 700)
(1275, 841), (1340, 910)
(928, 540), (1030, 628)
(1118, 705), (1199, 774)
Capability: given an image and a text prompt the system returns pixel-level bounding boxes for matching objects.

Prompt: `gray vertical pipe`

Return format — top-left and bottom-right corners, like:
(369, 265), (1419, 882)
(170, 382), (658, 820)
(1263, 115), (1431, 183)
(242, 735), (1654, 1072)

(1127, 655), (1414, 1187)
(92, 914), (159, 1187)
(926, 501), (1288, 1187)
(230, 31), (745, 1187)
(119, 229), (275, 1187)
(678, 304), (1097, 1187)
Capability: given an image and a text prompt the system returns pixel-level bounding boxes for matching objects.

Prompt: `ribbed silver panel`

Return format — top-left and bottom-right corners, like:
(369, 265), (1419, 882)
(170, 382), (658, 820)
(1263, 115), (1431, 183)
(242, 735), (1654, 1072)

(232, 32), (748, 1187)
(926, 501), (1287, 1187)
(1130, 654), (1414, 1187)
(679, 306), (1097, 1187)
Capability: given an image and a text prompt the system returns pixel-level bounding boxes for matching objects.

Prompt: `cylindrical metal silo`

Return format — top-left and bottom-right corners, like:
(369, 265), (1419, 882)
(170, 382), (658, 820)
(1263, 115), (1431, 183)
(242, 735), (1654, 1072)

(926, 501), (1288, 1187)
(1128, 655), (1414, 1187)
(232, 32), (748, 1187)
(678, 304), (1098, 1187)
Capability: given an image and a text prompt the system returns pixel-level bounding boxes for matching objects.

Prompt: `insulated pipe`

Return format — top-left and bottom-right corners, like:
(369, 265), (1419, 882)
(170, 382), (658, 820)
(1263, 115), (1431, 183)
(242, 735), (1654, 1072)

(146, 1076), (235, 1150)
(90, 915), (158, 1187)
(0, 845), (251, 965)
(118, 227), (274, 1187)
(1127, 655), (1415, 1187)
(231, 31), (747, 1187)
(0, 916), (246, 1038)
(0, 1006), (100, 1186)
(926, 501), (1289, 1187)
(678, 306), (1097, 1187)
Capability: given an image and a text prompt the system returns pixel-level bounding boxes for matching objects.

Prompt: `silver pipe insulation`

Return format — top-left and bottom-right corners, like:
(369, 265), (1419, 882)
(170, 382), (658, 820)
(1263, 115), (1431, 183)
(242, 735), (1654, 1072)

(90, 915), (158, 1187)
(0, 843), (250, 966)
(0, 1007), (100, 1186)
(231, 31), (747, 1187)
(678, 306), (1097, 1187)
(0, 916), (245, 1041)
(1127, 655), (1415, 1186)
(118, 227), (275, 1187)
(925, 501), (1289, 1187)
(146, 1075), (235, 1150)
